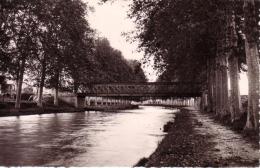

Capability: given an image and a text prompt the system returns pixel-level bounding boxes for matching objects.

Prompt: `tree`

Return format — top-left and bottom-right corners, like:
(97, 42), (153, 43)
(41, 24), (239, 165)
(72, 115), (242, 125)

(92, 38), (134, 82)
(243, 0), (259, 131)
(127, 60), (147, 82)
(0, 0), (95, 107)
(0, 1), (42, 108)
(76, 38), (147, 87)
(228, 10), (243, 122)
(38, 0), (94, 105)
(121, 0), (257, 125)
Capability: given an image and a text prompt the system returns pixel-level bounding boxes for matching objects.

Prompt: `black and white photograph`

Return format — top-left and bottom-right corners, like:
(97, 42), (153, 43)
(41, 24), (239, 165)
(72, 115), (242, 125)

(0, 0), (259, 167)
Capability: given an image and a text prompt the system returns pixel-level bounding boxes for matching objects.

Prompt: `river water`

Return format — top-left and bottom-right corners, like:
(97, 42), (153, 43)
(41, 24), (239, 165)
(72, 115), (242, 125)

(0, 106), (177, 166)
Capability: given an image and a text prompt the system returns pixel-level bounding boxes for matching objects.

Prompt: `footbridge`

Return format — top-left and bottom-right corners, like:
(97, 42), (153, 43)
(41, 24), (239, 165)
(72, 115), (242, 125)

(59, 82), (202, 108)
(80, 82), (202, 97)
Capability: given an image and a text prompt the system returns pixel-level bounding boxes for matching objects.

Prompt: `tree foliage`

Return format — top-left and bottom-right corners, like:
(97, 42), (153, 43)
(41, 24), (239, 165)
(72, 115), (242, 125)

(79, 38), (147, 85)
(101, 0), (259, 130)
(0, 0), (147, 107)
(128, 0), (259, 130)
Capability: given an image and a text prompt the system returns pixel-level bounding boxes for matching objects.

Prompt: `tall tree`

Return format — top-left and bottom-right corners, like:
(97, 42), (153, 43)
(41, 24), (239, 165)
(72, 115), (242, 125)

(243, 0), (259, 130)
(124, 0), (253, 122)
(0, 1), (41, 108)
(127, 60), (147, 82)
(42, 0), (94, 105)
(0, 0), (95, 107)
(228, 9), (243, 122)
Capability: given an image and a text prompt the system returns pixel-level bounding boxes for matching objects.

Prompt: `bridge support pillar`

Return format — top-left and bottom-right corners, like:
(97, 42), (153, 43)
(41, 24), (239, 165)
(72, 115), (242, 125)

(95, 97), (98, 106)
(85, 97), (88, 106)
(102, 97), (106, 106)
(111, 99), (114, 106)
(191, 98), (194, 106)
(76, 96), (85, 108)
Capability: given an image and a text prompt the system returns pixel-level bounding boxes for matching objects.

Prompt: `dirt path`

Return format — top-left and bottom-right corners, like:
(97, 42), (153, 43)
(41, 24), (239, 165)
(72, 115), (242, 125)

(140, 108), (259, 167)
(190, 108), (259, 166)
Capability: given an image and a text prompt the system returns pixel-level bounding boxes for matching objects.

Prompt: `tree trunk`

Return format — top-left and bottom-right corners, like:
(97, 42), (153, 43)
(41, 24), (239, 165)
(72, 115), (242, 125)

(226, 6), (241, 122)
(37, 59), (46, 107)
(15, 59), (25, 109)
(73, 78), (79, 94)
(212, 58), (217, 113)
(244, 40), (259, 130)
(54, 86), (58, 106)
(54, 69), (59, 106)
(228, 53), (242, 122)
(243, 0), (260, 130)
(215, 63), (222, 116)
(219, 67), (224, 116)
(207, 57), (215, 112)
(221, 57), (229, 117)
(201, 91), (208, 111)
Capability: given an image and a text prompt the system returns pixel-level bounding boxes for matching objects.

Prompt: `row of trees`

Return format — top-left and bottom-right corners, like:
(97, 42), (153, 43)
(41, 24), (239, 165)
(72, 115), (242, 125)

(0, 0), (94, 108)
(124, 0), (259, 130)
(0, 0), (146, 108)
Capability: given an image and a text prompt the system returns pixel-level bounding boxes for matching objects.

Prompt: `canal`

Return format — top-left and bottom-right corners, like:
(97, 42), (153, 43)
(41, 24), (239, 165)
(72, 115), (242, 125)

(0, 106), (177, 166)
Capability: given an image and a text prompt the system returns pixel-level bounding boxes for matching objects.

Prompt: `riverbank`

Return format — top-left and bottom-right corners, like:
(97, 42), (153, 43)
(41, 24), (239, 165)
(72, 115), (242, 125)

(0, 106), (86, 117)
(136, 108), (259, 167)
(0, 102), (139, 117)
(86, 104), (138, 112)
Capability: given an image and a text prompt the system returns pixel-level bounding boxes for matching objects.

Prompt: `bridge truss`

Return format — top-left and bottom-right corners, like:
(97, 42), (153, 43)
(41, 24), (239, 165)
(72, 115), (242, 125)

(81, 82), (202, 98)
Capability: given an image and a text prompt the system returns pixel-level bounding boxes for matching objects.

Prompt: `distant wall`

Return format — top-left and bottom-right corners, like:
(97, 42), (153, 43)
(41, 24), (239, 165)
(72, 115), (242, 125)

(58, 92), (82, 108)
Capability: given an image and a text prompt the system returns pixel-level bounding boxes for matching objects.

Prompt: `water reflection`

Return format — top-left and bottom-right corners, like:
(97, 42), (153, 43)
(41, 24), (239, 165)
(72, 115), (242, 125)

(0, 106), (177, 166)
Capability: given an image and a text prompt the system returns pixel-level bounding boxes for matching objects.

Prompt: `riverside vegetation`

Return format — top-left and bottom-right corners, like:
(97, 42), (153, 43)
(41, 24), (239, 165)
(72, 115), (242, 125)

(0, 0), (146, 111)
(102, 0), (260, 131)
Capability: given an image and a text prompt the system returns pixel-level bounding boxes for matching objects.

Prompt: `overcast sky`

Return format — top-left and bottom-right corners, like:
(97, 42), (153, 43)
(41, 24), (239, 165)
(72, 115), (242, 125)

(87, 1), (141, 60)
(85, 0), (248, 94)
(85, 0), (158, 82)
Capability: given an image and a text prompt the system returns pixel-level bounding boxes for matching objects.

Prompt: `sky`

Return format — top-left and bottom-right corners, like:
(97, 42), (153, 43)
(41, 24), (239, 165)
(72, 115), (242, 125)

(87, 1), (140, 60)
(85, 0), (158, 82)
(85, 0), (249, 95)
